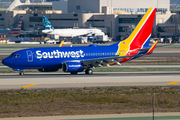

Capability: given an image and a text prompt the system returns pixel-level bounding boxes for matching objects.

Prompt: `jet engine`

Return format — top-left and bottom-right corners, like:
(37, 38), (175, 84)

(62, 62), (84, 72)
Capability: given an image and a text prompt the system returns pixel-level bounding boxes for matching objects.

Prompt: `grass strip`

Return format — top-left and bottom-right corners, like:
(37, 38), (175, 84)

(0, 87), (180, 118)
(68, 116), (180, 120)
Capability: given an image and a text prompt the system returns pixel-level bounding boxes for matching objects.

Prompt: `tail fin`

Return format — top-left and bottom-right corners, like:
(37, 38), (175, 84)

(42, 16), (54, 30)
(12, 16), (23, 30)
(117, 8), (156, 56)
(59, 40), (64, 47)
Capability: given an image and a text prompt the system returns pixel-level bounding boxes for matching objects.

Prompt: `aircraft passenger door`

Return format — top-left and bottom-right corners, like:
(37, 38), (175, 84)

(26, 50), (33, 62)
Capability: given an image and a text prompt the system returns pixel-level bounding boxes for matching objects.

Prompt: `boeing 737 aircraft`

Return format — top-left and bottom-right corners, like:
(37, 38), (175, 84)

(0, 16), (23, 38)
(42, 16), (103, 38)
(2, 8), (157, 75)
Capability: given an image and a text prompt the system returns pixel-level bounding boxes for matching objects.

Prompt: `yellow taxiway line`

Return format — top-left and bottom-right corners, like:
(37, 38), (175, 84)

(21, 84), (38, 88)
(167, 81), (180, 85)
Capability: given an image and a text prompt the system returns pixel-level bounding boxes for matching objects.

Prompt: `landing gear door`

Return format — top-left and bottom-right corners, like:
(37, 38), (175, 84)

(26, 50), (33, 62)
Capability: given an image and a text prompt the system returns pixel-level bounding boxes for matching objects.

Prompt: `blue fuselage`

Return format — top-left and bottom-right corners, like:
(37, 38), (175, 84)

(2, 45), (118, 70)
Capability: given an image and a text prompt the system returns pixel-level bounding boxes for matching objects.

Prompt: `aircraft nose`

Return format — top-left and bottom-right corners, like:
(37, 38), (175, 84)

(2, 57), (11, 66)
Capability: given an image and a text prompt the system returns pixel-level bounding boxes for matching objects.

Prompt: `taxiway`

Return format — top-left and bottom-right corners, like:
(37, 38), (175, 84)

(0, 72), (180, 90)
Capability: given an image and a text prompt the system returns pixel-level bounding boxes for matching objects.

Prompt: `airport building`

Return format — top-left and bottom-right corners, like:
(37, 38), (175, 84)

(67, 0), (170, 14)
(0, 0), (180, 41)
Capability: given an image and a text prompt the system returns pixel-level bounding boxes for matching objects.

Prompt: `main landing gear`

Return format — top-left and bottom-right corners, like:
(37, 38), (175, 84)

(19, 72), (24, 76)
(85, 69), (93, 75)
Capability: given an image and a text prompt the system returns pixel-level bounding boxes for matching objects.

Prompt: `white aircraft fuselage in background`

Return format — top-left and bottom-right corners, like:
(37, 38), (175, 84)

(42, 28), (103, 37)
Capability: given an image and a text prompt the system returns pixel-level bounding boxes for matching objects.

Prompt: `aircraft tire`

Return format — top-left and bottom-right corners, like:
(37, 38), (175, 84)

(70, 72), (78, 75)
(19, 72), (24, 76)
(85, 69), (93, 75)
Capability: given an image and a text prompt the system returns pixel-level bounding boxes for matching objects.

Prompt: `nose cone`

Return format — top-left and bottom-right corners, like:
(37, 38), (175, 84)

(2, 57), (11, 67)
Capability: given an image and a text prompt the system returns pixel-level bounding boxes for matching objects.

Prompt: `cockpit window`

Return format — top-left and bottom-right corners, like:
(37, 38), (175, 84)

(9, 54), (20, 58)
(9, 54), (13, 57)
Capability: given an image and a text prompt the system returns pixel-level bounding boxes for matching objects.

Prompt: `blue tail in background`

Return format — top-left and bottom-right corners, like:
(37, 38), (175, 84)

(42, 16), (54, 30)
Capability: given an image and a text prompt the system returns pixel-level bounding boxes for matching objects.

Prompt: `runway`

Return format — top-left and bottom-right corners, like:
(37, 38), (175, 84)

(0, 43), (180, 90)
(0, 72), (180, 90)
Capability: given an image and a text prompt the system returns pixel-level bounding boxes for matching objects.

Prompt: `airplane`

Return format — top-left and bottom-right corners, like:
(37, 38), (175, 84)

(42, 16), (103, 38)
(0, 16), (23, 38)
(2, 8), (157, 75)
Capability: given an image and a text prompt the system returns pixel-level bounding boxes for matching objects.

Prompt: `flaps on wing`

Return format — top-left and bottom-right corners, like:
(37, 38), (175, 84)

(81, 54), (139, 63)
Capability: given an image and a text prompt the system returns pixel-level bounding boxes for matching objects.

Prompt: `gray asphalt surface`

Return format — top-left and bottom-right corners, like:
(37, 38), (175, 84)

(1, 113), (180, 120)
(0, 72), (180, 90)
(0, 43), (180, 90)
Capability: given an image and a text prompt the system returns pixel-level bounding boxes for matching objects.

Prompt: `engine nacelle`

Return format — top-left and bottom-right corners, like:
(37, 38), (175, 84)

(62, 62), (84, 72)
(38, 68), (59, 72)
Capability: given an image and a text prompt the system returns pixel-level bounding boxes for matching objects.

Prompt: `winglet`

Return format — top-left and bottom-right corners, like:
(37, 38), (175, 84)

(59, 40), (64, 47)
(146, 40), (158, 55)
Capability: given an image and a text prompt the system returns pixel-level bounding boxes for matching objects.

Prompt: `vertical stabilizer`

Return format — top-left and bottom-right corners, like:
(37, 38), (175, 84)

(117, 8), (156, 56)
(42, 16), (54, 30)
(12, 16), (23, 30)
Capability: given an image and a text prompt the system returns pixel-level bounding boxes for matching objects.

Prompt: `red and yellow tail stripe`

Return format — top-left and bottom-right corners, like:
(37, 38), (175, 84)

(116, 8), (156, 57)
(59, 40), (64, 47)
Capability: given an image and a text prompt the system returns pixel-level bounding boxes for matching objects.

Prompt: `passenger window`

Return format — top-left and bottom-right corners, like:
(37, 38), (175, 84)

(14, 54), (20, 58)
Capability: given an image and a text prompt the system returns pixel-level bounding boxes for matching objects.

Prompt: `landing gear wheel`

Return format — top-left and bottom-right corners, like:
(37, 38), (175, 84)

(19, 72), (24, 76)
(85, 69), (93, 75)
(70, 72), (78, 75)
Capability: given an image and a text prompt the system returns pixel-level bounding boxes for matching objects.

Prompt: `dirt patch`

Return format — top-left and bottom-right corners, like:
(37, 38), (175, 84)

(0, 87), (180, 118)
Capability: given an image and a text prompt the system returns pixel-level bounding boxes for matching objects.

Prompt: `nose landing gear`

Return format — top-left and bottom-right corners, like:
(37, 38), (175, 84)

(13, 68), (24, 76)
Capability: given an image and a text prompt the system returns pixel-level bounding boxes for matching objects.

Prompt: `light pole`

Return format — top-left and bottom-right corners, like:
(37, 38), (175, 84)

(152, 90), (155, 120)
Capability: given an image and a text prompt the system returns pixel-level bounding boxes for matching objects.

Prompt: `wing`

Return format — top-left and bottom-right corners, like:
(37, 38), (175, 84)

(80, 54), (140, 67)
